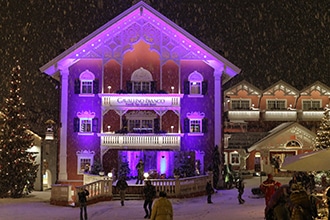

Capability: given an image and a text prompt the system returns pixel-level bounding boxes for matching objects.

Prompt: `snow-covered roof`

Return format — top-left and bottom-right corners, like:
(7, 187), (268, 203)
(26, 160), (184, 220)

(39, 1), (240, 79)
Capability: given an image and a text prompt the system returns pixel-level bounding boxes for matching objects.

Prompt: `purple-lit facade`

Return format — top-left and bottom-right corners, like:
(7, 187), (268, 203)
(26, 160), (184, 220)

(40, 2), (240, 185)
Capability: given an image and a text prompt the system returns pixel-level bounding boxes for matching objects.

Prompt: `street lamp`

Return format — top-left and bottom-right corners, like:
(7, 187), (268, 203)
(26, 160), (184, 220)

(171, 125), (174, 133)
(107, 125), (111, 132)
(108, 86), (111, 93)
(171, 86), (174, 93)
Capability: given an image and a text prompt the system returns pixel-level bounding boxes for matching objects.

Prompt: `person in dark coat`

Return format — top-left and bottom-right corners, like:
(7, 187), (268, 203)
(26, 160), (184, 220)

(236, 178), (245, 204)
(116, 176), (129, 206)
(205, 180), (214, 204)
(143, 180), (156, 219)
(77, 188), (89, 220)
(136, 159), (145, 184)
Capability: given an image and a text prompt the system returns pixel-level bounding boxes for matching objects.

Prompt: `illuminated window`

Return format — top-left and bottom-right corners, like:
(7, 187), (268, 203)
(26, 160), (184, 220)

(74, 111), (98, 134)
(74, 70), (99, 96)
(267, 100), (286, 110)
(184, 71), (207, 96)
(230, 152), (240, 165)
(76, 150), (94, 174)
(302, 100), (321, 110)
(184, 112), (207, 135)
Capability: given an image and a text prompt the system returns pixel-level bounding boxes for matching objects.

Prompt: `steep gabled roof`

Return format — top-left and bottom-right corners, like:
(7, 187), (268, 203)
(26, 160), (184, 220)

(224, 80), (262, 96)
(263, 80), (299, 96)
(300, 80), (330, 96)
(248, 122), (315, 152)
(40, 1), (240, 80)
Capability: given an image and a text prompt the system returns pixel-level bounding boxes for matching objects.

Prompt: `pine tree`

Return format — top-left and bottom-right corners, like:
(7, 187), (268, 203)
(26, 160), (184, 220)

(0, 66), (38, 198)
(315, 109), (330, 150)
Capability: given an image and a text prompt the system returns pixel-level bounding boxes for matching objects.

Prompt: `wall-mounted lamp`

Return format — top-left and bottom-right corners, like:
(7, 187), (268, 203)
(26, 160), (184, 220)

(171, 86), (174, 93)
(108, 86), (111, 93)
(107, 172), (113, 178)
(143, 172), (149, 179)
(107, 125), (111, 132)
(170, 125), (174, 133)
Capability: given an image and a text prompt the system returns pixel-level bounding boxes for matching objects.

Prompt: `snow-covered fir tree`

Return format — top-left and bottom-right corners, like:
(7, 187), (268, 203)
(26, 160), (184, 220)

(0, 66), (38, 198)
(315, 109), (330, 150)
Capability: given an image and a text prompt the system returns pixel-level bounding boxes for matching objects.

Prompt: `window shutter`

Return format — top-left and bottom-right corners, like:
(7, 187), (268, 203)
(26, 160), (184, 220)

(122, 118), (128, 132)
(74, 79), (80, 94)
(154, 118), (160, 132)
(202, 81), (208, 95)
(184, 118), (190, 133)
(126, 81), (132, 93)
(202, 118), (208, 133)
(74, 117), (80, 132)
(151, 81), (156, 93)
(184, 81), (190, 94)
(93, 79), (99, 94)
(92, 118), (98, 133)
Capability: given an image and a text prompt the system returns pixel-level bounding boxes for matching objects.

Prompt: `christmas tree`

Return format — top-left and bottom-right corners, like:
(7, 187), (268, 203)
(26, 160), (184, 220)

(315, 109), (330, 149)
(0, 66), (38, 198)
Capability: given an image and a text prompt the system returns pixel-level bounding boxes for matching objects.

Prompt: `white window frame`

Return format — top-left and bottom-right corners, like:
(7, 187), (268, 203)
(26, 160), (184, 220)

(229, 152), (240, 165)
(231, 99), (251, 110)
(302, 99), (322, 110)
(132, 81), (151, 93)
(187, 112), (205, 136)
(76, 150), (95, 175)
(224, 152), (228, 165)
(188, 71), (203, 97)
(79, 70), (95, 97)
(77, 111), (96, 135)
(266, 99), (287, 110)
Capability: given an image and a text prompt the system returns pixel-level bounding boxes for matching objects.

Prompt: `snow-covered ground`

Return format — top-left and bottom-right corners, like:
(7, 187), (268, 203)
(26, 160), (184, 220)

(0, 177), (294, 220)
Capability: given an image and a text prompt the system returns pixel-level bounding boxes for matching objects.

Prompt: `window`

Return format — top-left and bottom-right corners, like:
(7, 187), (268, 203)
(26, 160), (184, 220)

(74, 111), (98, 134)
(81, 80), (93, 94)
(76, 150), (95, 174)
(133, 81), (151, 93)
(184, 112), (207, 135)
(286, 140), (300, 148)
(184, 71), (207, 96)
(230, 152), (240, 165)
(302, 100), (321, 110)
(74, 70), (99, 96)
(125, 111), (157, 133)
(267, 100), (286, 110)
(231, 99), (250, 110)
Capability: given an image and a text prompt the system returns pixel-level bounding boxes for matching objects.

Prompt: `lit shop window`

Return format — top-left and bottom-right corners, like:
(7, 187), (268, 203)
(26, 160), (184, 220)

(302, 100), (321, 110)
(74, 111), (98, 135)
(184, 71), (207, 97)
(76, 150), (95, 174)
(74, 70), (99, 96)
(184, 112), (207, 136)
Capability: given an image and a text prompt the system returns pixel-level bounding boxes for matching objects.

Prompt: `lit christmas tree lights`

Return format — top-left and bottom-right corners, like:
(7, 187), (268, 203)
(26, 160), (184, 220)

(315, 109), (330, 150)
(0, 66), (38, 198)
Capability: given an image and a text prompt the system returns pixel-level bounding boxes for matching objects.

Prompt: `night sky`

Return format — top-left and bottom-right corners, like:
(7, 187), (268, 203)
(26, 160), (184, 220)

(0, 0), (329, 134)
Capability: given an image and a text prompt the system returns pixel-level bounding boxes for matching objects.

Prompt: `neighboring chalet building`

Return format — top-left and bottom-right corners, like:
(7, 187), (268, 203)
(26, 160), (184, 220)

(223, 80), (330, 174)
(39, 1), (240, 186)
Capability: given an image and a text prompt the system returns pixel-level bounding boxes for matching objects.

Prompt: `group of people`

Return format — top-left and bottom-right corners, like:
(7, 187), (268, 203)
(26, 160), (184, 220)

(261, 173), (319, 220)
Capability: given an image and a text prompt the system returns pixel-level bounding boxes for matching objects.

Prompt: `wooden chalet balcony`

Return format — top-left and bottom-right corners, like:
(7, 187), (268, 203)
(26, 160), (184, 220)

(263, 109), (297, 121)
(227, 109), (260, 121)
(99, 133), (182, 150)
(299, 109), (326, 121)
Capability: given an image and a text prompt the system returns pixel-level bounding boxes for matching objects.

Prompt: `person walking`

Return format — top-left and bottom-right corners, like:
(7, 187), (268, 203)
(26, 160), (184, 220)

(205, 180), (214, 204)
(116, 176), (128, 206)
(236, 177), (245, 204)
(77, 187), (89, 220)
(143, 180), (156, 219)
(136, 159), (145, 184)
(150, 191), (173, 220)
(260, 174), (281, 207)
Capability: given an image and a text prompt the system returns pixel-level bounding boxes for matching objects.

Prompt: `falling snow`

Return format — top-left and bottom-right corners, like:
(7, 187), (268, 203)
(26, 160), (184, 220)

(0, 0), (329, 134)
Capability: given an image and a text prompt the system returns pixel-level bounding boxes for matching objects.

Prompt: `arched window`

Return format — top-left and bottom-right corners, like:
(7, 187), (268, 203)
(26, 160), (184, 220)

(74, 111), (98, 134)
(184, 71), (208, 96)
(129, 67), (155, 94)
(74, 70), (99, 96)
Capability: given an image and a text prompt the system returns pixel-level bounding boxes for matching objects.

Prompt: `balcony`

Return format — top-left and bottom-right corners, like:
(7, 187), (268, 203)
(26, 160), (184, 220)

(99, 93), (184, 111)
(98, 133), (182, 150)
(300, 110), (326, 121)
(263, 109), (297, 121)
(227, 110), (260, 121)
